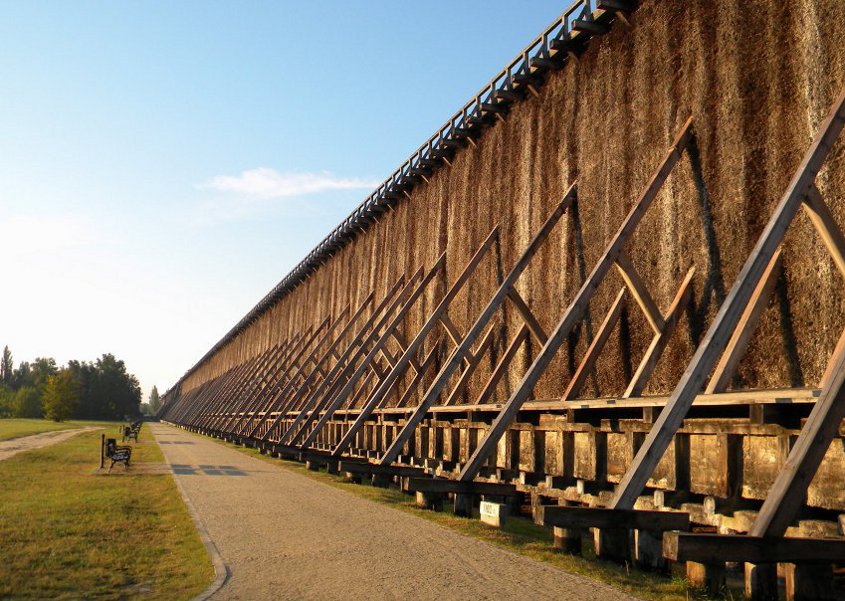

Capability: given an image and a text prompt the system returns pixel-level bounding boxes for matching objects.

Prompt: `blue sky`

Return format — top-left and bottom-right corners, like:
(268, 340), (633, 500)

(0, 1), (565, 399)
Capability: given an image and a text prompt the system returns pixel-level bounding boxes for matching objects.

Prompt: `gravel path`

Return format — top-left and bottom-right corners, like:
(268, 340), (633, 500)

(0, 427), (99, 461)
(151, 423), (638, 601)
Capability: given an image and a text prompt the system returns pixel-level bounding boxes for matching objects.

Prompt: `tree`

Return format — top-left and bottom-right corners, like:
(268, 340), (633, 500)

(11, 361), (33, 390)
(31, 357), (58, 392)
(67, 354), (141, 419)
(13, 386), (42, 418)
(149, 386), (161, 414)
(1, 346), (13, 385)
(42, 370), (79, 422)
(0, 385), (13, 417)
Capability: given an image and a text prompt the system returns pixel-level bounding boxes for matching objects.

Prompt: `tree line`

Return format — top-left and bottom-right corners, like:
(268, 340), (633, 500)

(0, 345), (154, 421)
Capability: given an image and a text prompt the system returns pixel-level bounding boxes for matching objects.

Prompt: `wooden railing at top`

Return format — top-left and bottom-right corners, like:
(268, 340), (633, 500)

(164, 0), (634, 396)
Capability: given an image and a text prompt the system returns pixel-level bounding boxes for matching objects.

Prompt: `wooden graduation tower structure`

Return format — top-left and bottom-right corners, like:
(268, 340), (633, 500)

(159, 1), (845, 598)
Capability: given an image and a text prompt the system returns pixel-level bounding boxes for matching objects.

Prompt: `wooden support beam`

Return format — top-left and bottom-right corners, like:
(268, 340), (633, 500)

(204, 341), (289, 431)
(802, 185), (845, 281)
(330, 228), (499, 456)
(394, 343), (440, 409)
(294, 255), (446, 448)
(562, 288), (626, 401)
(279, 274), (416, 443)
(705, 251), (782, 394)
(611, 85), (845, 510)
(260, 276), (406, 442)
(217, 323), (326, 433)
(377, 190), (575, 467)
(507, 288), (548, 343)
(538, 506), (689, 531)
(614, 251), (664, 334)
(623, 267), (695, 398)
(474, 325), (529, 405)
(442, 326), (496, 406)
(460, 119), (694, 483)
(664, 532), (845, 563)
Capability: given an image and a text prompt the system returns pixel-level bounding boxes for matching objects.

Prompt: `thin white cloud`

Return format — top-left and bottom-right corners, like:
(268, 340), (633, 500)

(201, 168), (379, 199)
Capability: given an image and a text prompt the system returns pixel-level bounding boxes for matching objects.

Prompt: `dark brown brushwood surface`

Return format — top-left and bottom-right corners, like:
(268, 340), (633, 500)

(181, 0), (845, 408)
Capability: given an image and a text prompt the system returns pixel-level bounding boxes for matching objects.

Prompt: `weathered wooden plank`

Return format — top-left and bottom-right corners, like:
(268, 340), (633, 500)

(443, 326), (495, 406)
(802, 185), (845, 281)
(664, 532), (845, 563)
(537, 506), (690, 531)
(614, 251), (664, 334)
(474, 325), (529, 405)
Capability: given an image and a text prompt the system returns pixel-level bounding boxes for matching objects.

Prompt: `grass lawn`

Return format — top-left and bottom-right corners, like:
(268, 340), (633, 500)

(0, 423), (213, 600)
(206, 433), (718, 601)
(0, 418), (107, 441)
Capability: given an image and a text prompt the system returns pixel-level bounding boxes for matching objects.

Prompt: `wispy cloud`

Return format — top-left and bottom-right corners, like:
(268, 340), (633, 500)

(201, 168), (380, 199)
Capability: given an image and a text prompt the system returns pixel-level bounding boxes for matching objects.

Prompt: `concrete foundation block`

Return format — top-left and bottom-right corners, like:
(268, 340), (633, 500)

(784, 563), (836, 601)
(634, 529), (668, 573)
(415, 491), (444, 511)
(686, 561), (726, 596)
(745, 562), (778, 601)
(453, 493), (475, 518)
(594, 528), (631, 563)
(371, 474), (391, 488)
(479, 501), (508, 528)
(553, 526), (582, 554)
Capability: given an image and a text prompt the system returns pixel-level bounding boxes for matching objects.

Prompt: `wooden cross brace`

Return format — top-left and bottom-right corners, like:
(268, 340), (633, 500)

(609, 84), (845, 531)
(458, 117), (695, 482)
(376, 188), (576, 467)
(292, 252), (447, 449)
(260, 274), (408, 443)
(327, 226), (501, 457)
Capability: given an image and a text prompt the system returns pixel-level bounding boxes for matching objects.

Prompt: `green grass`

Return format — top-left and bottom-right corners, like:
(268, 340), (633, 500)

(0, 418), (107, 441)
(208, 434), (721, 601)
(0, 424), (213, 600)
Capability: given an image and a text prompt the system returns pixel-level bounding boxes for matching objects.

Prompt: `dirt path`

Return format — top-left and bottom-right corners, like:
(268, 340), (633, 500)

(0, 427), (100, 462)
(151, 423), (637, 601)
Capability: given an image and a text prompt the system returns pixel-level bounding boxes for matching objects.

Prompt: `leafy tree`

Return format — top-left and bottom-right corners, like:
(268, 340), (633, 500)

(68, 354), (141, 419)
(149, 386), (161, 414)
(0, 385), (13, 417)
(13, 386), (42, 418)
(31, 357), (58, 392)
(11, 361), (33, 390)
(1, 346), (12, 385)
(42, 370), (79, 422)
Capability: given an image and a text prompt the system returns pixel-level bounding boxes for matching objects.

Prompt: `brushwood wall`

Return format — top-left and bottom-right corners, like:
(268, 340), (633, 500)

(179, 0), (845, 403)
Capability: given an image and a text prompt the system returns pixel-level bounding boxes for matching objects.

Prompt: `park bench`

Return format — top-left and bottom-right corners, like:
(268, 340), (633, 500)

(122, 421), (142, 443)
(534, 505), (690, 571)
(104, 438), (132, 472)
(663, 531), (845, 600)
